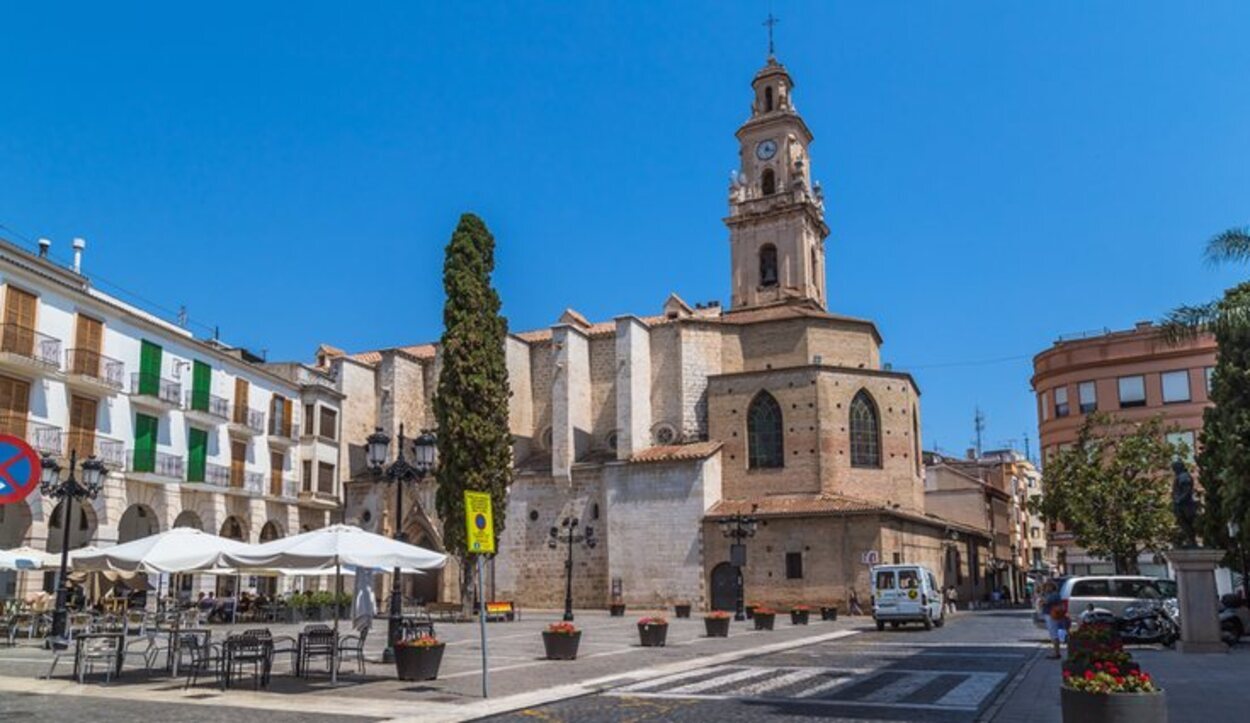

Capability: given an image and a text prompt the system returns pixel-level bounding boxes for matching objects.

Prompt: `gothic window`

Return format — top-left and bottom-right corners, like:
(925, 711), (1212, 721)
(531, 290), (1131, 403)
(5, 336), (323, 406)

(761, 167), (776, 195)
(759, 244), (778, 287)
(765, 86), (774, 112)
(849, 390), (882, 468)
(747, 391), (784, 469)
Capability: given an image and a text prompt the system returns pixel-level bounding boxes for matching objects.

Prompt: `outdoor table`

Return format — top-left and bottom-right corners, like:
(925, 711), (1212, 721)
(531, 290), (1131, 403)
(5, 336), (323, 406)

(222, 634), (273, 689)
(72, 632), (124, 682)
(162, 627), (211, 674)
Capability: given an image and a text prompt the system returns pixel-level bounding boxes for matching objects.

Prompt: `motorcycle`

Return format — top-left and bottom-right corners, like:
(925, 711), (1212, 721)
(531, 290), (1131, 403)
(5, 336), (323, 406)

(1080, 600), (1179, 647)
(1219, 594), (1249, 644)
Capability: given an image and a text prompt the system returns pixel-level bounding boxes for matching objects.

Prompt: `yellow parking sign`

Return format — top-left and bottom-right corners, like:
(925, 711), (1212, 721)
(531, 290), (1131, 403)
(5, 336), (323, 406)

(464, 491), (495, 554)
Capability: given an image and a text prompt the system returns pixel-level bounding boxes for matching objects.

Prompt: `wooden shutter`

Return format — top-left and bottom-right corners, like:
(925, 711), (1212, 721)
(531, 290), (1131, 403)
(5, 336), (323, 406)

(138, 341), (162, 395)
(187, 428), (208, 482)
(73, 315), (103, 376)
(133, 414), (158, 473)
(192, 360), (211, 411)
(3, 286), (37, 356)
(67, 395), (97, 459)
(234, 378), (249, 424)
(270, 451), (284, 495)
(283, 399), (293, 437)
(0, 374), (31, 438)
(230, 440), (246, 488)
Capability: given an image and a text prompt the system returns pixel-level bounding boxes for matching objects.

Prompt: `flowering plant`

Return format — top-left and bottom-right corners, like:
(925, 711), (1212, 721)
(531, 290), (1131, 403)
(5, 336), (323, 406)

(791, 605), (812, 612)
(546, 622), (578, 635)
(637, 616), (668, 626)
(705, 610), (732, 620)
(395, 634), (441, 648)
(1069, 622), (1119, 644)
(1063, 664), (1159, 694)
(753, 607), (776, 615)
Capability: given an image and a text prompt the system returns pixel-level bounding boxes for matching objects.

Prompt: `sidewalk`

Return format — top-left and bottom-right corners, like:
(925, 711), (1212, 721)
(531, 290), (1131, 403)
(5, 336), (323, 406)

(990, 644), (1250, 723)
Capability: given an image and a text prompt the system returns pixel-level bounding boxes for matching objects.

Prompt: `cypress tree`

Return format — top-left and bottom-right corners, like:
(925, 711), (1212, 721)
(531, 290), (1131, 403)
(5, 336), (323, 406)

(433, 213), (513, 598)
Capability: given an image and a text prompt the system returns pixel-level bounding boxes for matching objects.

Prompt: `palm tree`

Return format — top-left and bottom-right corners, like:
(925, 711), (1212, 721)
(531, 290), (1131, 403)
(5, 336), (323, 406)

(1160, 227), (1250, 343)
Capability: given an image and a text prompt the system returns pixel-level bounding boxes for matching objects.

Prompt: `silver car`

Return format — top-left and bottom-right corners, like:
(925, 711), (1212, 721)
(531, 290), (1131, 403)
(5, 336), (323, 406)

(1063, 575), (1173, 623)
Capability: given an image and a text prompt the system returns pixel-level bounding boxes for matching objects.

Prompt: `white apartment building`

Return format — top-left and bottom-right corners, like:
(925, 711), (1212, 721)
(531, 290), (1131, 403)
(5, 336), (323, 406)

(0, 237), (342, 600)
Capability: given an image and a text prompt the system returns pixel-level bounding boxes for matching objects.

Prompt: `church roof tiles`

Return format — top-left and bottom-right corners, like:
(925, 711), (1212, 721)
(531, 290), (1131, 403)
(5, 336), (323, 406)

(629, 441), (723, 464)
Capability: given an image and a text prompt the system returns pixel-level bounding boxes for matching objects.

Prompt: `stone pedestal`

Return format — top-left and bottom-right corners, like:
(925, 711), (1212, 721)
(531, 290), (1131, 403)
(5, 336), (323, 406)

(1164, 548), (1226, 654)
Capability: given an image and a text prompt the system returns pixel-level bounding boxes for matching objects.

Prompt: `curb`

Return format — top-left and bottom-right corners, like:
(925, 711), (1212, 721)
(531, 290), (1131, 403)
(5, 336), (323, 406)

(977, 646), (1044, 723)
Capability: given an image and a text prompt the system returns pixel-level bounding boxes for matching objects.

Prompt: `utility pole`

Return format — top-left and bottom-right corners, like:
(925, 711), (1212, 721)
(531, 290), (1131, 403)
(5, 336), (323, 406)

(973, 407), (986, 458)
(1023, 432), (1032, 463)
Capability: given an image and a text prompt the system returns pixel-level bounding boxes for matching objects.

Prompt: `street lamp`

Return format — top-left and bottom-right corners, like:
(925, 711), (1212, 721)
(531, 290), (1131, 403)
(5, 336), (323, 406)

(40, 451), (107, 642)
(366, 424), (437, 663)
(717, 506), (758, 621)
(1228, 520), (1249, 603)
(548, 517), (596, 622)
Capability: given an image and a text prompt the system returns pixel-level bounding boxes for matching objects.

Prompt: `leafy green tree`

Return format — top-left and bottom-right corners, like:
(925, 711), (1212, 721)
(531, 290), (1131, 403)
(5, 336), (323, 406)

(1161, 227), (1250, 341)
(1030, 413), (1181, 574)
(433, 213), (514, 600)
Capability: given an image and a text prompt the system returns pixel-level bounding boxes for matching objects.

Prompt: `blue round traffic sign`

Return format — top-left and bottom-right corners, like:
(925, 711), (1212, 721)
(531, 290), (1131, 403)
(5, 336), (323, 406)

(0, 434), (42, 506)
(474, 513), (487, 531)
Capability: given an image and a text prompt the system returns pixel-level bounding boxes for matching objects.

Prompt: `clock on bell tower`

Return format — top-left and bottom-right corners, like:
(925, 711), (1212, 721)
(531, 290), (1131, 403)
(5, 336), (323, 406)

(725, 56), (829, 311)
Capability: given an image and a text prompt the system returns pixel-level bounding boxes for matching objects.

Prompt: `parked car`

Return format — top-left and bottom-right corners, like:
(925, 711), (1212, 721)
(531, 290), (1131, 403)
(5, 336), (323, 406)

(1034, 575), (1175, 629)
(871, 564), (944, 631)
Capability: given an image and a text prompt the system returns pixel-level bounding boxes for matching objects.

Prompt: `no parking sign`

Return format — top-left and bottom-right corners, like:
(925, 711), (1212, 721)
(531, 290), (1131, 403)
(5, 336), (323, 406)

(464, 490), (495, 554)
(0, 434), (42, 506)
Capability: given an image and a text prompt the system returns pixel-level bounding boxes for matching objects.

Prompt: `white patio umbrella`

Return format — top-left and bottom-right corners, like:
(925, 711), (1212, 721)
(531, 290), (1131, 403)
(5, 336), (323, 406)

(0, 546), (55, 570)
(220, 524), (447, 683)
(73, 528), (251, 573)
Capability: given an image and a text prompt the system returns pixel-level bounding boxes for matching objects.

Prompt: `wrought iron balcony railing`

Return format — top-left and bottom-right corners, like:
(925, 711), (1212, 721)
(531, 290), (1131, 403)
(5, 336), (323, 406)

(65, 349), (125, 390)
(130, 372), (181, 406)
(232, 407), (265, 433)
(128, 450), (184, 479)
(185, 390), (229, 419)
(0, 323), (62, 368)
(0, 412), (63, 457)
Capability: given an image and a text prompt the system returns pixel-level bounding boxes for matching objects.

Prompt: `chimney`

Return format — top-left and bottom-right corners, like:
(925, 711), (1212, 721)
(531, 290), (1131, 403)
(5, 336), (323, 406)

(966, 447), (977, 460)
(37, 238), (51, 258)
(72, 237), (85, 274)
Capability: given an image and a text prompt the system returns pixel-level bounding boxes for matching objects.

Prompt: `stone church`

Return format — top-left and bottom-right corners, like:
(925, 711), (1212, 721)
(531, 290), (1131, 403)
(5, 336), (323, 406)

(324, 55), (977, 611)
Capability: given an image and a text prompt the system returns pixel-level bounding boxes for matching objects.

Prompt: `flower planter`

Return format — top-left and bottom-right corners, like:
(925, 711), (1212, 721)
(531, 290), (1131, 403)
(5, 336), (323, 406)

(1060, 686), (1167, 723)
(790, 610), (810, 625)
(704, 617), (730, 638)
(395, 643), (445, 681)
(609, 603), (626, 617)
(638, 622), (669, 647)
(1063, 661), (1140, 678)
(542, 631), (581, 660)
(820, 606), (838, 621)
(744, 605), (756, 620)
(674, 604), (692, 619)
(754, 613), (776, 631)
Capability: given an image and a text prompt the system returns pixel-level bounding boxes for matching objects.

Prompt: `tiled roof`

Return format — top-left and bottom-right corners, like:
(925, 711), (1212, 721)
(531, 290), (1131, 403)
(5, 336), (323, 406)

(629, 441), (723, 464)
(718, 302), (874, 328)
(706, 495), (887, 518)
(350, 351), (382, 365)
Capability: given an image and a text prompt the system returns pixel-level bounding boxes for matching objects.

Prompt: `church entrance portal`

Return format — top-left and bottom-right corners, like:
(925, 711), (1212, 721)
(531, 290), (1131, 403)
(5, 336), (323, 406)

(710, 562), (738, 612)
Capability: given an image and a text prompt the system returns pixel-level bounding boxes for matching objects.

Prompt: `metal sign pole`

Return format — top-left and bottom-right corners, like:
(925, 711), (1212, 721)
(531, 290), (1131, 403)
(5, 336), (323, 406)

(477, 554), (488, 698)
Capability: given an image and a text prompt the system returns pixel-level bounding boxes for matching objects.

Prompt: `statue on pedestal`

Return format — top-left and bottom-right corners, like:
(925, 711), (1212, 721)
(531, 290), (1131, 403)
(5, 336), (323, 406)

(1172, 460), (1199, 548)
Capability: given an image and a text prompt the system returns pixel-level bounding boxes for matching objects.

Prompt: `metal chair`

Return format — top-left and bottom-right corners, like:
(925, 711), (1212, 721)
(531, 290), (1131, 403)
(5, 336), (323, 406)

(76, 636), (121, 684)
(298, 625), (337, 678)
(68, 612), (94, 639)
(182, 635), (224, 690)
(336, 628), (368, 675)
(222, 633), (270, 690)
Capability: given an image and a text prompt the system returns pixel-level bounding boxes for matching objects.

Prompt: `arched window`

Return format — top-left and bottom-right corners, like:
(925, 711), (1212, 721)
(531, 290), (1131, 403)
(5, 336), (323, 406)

(747, 391), (784, 469)
(765, 86), (774, 112)
(761, 168), (776, 195)
(850, 390), (882, 468)
(759, 244), (778, 287)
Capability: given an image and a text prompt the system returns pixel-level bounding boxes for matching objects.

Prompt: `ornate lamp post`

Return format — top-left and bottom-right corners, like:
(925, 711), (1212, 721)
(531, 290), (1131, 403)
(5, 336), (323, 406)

(548, 516), (596, 622)
(366, 424), (437, 664)
(40, 451), (107, 641)
(717, 506), (758, 621)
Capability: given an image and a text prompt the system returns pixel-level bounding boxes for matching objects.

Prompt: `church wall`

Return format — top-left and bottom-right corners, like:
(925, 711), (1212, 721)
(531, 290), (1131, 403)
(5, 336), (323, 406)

(678, 324), (722, 441)
(733, 318), (810, 372)
(505, 336), (534, 461)
(528, 340), (555, 450)
(709, 367), (823, 500)
(804, 325), (881, 370)
(604, 455), (719, 608)
(336, 359), (379, 481)
(588, 336), (617, 450)
(649, 323), (682, 440)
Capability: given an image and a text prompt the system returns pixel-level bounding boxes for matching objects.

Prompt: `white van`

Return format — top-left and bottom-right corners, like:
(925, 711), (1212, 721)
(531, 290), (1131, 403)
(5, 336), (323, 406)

(871, 564), (945, 631)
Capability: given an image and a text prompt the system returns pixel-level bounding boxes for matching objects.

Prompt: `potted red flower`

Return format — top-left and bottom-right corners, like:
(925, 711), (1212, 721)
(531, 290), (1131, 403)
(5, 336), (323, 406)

(394, 635), (445, 681)
(704, 610), (731, 638)
(1061, 664), (1165, 723)
(609, 600), (627, 617)
(753, 607), (776, 631)
(542, 621), (581, 660)
(674, 602), (692, 619)
(820, 605), (838, 621)
(637, 616), (669, 647)
(790, 605), (811, 625)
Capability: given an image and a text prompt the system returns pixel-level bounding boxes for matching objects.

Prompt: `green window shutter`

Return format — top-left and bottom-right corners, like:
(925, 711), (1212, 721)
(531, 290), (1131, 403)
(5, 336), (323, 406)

(191, 360), (211, 411)
(139, 341), (162, 396)
(187, 428), (208, 482)
(133, 414), (158, 473)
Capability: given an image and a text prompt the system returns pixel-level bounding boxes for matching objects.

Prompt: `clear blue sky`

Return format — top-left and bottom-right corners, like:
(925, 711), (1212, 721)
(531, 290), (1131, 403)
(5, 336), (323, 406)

(2, 1), (1248, 454)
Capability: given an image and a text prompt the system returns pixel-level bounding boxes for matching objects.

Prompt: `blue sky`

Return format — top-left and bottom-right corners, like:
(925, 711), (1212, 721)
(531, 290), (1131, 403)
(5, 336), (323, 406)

(2, 1), (1248, 454)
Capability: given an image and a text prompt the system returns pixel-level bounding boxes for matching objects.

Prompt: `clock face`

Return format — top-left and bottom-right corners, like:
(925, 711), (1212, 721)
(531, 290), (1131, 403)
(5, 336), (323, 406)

(755, 139), (777, 161)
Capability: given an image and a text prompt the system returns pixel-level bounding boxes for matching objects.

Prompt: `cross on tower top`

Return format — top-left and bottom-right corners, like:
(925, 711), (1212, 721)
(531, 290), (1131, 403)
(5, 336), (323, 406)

(763, 12), (780, 58)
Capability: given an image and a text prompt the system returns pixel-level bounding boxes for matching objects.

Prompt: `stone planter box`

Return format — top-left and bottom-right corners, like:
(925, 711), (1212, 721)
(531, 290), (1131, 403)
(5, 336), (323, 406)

(790, 610), (810, 625)
(638, 622), (669, 647)
(674, 604), (692, 619)
(1061, 686), (1167, 723)
(542, 631), (581, 660)
(704, 617), (730, 638)
(395, 643), (445, 681)
(754, 613), (776, 631)
(820, 606), (838, 621)
(609, 603), (626, 617)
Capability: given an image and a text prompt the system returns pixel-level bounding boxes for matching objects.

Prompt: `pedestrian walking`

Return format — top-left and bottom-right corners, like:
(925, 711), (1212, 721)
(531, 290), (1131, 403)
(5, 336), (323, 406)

(945, 585), (958, 615)
(849, 588), (864, 616)
(1040, 581), (1067, 659)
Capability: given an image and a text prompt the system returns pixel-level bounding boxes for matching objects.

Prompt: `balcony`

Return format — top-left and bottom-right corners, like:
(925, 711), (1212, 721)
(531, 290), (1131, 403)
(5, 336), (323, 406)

(183, 390), (229, 424)
(0, 413), (63, 458)
(64, 349), (125, 396)
(130, 373), (181, 412)
(270, 475), (300, 499)
(228, 408), (265, 438)
(0, 324), (62, 378)
(200, 462), (231, 488)
(266, 416), (299, 447)
(127, 450), (184, 484)
(92, 435), (126, 469)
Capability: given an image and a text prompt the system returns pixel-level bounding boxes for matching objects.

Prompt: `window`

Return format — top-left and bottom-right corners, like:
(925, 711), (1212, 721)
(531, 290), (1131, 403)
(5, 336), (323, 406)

(746, 391), (784, 469)
(1161, 370), (1190, 403)
(1070, 579), (1111, 597)
(1206, 367), (1215, 394)
(302, 460), (313, 492)
(1040, 391), (1049, 421)
(1166, 431), (1196, 463)
(1116, 580), (1161, 600)
(874, 571), (895, 590)
(317, 462), (335, 495)
(1117, 375), (1146, 408)
(1054, 386), (1069, 417)
(898, 570), (919, 589)
(319, 407), (338, 441)
(764, 86), (774, 112)
(1030, 526), (1039, 539)
(761, 168), (776, 195)
(849, 390), (881, 468)
(304, 404), (315, 436)
(759, 244), (778, 287)
(785, 552), (803, 579)
(1078, 382), (1097, 414)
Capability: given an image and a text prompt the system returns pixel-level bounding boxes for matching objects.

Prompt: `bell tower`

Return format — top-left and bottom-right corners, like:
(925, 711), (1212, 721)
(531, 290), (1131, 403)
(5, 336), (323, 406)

(725, 55), (829, 311)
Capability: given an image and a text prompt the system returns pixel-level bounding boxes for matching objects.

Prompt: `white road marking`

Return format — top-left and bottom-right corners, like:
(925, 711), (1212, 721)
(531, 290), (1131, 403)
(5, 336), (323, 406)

(859, 671), (939, 702)
(935, 672), (1006, 707)
(733, 667), (830, 696)
(666, 667), (772, 694)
